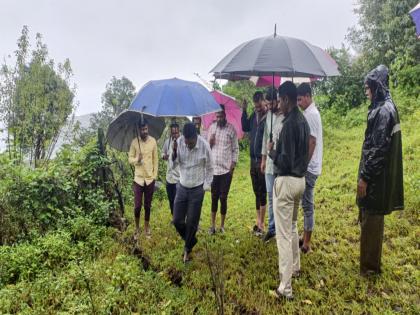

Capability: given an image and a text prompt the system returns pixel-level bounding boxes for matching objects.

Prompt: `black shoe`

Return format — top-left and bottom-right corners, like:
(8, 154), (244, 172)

(263, 231), (275, 242)
(299, 238), (303, 248)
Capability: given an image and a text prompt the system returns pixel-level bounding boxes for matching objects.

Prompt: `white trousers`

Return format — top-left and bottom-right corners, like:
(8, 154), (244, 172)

(273, 176), (305, 297)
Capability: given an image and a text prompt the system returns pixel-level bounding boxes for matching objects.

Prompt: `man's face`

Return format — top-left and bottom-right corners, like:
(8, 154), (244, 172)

(297, 94), (311, 110)
(170, 127), (180, 140)
(216, 111), (226, 127)
(253, 99), (264, 113)
(278, 96), (289, 114)
(365, 84), (373, 101)
(184, 136), (197, 150)
(139, 125), (148, 140)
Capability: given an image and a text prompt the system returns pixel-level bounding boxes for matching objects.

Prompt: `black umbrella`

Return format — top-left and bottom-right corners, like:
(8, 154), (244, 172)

(211, 27), (340, 140)
(106, 110), (166, 152)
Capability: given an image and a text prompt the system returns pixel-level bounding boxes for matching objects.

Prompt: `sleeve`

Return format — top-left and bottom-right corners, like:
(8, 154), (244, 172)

(152, 140), (158, 179)
(241, 111), (251, 132)
(360, 109), (393, 182)
(261, 120), (268, 156)
(128, 139), (138, 165)
(207, 124), (214, 142)
(305, 113), (318, 139)
(231, 127), (239, 163)
(204, 142), (214, 189)
(269, 124), (295, 173)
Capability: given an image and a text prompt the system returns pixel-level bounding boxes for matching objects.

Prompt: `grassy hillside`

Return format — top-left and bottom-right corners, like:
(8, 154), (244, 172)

(1, 109), (419, 314)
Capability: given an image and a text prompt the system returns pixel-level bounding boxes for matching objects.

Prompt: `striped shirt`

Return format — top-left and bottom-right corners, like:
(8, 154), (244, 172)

(173, 135), (213, 190)
(207, 122), (239, 175)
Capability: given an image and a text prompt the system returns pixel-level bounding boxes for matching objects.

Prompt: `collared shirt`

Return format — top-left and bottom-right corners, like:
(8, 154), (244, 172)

(269, 106), (310, 178)
(162, 138), (180, 184)
(303, 102), (323, 176)
(173, 135), (213, 189)
(261, 111), (285, 175)
(128, 136), (158, 186)
(207, 122), (239, 176)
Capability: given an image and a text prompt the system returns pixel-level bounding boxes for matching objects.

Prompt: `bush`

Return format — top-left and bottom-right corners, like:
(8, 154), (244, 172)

(0, 139), (119, 244)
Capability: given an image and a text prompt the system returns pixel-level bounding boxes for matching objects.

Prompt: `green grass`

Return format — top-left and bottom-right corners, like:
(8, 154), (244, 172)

(1, 111), (419, 314)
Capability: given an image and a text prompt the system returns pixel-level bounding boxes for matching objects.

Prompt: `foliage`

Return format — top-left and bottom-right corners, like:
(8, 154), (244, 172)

(313, 46), (366, 111)
(0, 137), (121, 244)
(76, 76), (136, 146)
(346, 0), (420, 96)
(0, 26), (76, 167)
(0, 104), (418, 313)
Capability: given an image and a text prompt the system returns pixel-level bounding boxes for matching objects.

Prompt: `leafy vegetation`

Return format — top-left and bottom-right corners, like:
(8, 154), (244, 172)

(1, 0), (419, 313)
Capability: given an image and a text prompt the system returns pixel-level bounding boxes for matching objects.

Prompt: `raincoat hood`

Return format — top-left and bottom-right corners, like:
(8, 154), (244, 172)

(364, 64), (390, 103)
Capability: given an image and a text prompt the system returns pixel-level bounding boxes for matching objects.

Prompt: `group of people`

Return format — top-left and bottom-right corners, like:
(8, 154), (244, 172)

(128, 64), (404, 301)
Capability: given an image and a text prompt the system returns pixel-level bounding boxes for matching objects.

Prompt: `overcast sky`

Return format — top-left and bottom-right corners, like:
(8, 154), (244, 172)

(1, 0), (358, 115)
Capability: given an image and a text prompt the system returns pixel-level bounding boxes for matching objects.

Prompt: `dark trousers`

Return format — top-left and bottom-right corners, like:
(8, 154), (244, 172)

(211, 172), (232, 215)
(250, 160), (267, 209)
(133, 181), (155, 222)
(173, 184), (205, 253)
(166, 182), (177, 215)
(360, 209), (384, 275)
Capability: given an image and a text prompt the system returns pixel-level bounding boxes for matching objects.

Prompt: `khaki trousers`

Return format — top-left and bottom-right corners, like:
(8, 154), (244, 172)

(273, 176), (305, 297)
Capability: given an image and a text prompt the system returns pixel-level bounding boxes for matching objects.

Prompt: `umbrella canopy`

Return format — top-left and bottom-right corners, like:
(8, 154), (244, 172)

(410, 2), (420, 38)
(106, 110), (165, 151)
(129, 78), (221, 117)
(202, 91), (244, 139)
(210, 34), (340, 78)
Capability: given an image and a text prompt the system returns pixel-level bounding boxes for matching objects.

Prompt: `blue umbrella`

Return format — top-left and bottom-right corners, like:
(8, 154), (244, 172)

(129, 78), (221, 117)
(410, 2), (420, 38)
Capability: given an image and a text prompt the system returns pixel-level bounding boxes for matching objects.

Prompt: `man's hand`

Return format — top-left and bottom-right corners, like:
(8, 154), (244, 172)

(260, 159), (266, 174)
(357, 178), (368, 198)
(137, 153), (143, 163)
(267, 141), (274, 152)
(162, 154), (169, 161)
(230, 161), (236, 174)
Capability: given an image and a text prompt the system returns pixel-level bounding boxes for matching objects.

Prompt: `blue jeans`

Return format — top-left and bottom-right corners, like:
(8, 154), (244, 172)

(265, 173), (276, 234)
(302, 171), (318, 231)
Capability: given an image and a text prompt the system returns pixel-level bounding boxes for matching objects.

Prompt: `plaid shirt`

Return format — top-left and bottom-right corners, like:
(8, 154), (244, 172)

(207, 122), (239, 176)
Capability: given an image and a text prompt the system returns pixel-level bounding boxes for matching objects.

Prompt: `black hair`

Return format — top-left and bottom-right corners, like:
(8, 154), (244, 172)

(278, 81), (297, 104)
(170, 123), (179, 130)
(297, 83), (312, 97)
(183, 122), (197, 139)
(265, 86), (277, 101)
(219, 104), (225, 112)
(253, 91), (264, 102)
(139, 119), (148, 127)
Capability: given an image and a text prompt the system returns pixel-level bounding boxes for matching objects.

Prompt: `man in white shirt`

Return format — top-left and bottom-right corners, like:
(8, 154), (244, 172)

(261, 87), (284, 242)
(172, 123), (213, 263)
(162, 123), (181, 220)
(297, 83), (323, 253)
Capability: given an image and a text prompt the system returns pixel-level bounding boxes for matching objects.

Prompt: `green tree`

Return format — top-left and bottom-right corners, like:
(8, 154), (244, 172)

(313, 46), (366, 111)
(90, 76), (136, 132)
(347, 0), (420, 94)
(0, 26), (75, 166)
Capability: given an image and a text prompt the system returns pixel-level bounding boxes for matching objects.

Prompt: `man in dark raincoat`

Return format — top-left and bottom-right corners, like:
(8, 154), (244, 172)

(357, 64), (404, 276)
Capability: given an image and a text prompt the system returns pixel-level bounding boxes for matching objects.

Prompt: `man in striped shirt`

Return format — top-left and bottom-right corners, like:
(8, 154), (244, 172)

(208, 106), (239, 234)
(172, 123), (213, 263)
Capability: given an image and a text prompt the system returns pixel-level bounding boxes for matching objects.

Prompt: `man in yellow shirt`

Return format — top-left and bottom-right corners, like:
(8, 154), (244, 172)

(128, 120), (158, 239)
